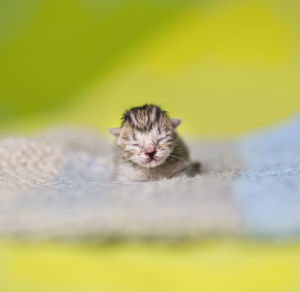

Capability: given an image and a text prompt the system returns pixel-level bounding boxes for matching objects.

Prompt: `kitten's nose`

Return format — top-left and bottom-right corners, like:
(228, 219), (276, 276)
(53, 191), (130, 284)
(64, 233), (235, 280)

(144, 145), (156, 158)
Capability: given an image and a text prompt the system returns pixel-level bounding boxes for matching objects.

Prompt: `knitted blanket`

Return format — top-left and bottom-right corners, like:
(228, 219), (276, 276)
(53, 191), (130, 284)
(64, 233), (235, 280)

(0, 116), (299, 240)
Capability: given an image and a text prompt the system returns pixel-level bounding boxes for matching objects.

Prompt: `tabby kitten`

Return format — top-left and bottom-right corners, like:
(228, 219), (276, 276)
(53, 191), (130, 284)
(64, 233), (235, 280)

(109, 104), (200, 182)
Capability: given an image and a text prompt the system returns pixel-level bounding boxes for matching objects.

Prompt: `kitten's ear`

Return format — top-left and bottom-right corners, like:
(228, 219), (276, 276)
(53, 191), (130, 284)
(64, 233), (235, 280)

(170, 118), (181, 128)
(109, 128), (121, 136)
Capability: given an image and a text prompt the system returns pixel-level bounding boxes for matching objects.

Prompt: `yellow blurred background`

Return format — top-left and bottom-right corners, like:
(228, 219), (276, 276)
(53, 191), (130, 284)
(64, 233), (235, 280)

(1, 0), (300, 135)
(1, 0), (300, 291)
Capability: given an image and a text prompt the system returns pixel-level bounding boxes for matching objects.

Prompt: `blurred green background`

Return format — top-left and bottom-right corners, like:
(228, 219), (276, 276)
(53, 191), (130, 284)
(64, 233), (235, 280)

(1, 1), (300, 291)
(1, 0), (300, 135)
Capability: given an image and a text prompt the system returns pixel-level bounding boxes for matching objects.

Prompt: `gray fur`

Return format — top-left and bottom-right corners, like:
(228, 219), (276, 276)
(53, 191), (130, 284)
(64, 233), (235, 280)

(110, 105), (201, 182)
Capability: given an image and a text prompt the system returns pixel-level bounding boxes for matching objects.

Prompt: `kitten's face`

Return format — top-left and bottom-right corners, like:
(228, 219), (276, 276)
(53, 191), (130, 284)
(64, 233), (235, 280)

(109, 104), (181, 168)
(118, 124), (175, 168)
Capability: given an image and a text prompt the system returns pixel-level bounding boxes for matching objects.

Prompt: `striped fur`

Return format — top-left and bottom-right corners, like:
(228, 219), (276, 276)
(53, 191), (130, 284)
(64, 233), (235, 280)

(110, 104), (200, 182)
(122, 104), (169, 132)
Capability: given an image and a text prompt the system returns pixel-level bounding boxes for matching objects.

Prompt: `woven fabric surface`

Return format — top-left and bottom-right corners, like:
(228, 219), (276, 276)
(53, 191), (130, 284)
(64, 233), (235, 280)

(0, 116), (299, 240)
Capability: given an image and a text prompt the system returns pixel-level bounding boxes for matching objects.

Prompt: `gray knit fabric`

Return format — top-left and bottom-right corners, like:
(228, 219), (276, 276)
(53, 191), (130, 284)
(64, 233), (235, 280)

(0, 128), (243, 240)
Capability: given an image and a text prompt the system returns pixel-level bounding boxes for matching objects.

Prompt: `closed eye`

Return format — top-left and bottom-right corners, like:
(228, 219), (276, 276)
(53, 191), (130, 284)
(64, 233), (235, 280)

(132, 143), (139, 147)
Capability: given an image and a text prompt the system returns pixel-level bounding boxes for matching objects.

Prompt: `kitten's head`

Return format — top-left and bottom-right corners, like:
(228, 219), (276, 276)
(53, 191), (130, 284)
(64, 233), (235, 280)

(109, 104), (181, 168)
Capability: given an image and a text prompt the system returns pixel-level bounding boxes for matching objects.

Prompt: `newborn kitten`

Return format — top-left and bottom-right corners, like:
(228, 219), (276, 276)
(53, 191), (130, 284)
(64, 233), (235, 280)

(109, 104), (201, 182)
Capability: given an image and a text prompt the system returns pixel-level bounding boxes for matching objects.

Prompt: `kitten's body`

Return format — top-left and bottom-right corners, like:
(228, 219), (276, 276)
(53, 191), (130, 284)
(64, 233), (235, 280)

(109, 104), (200, 182)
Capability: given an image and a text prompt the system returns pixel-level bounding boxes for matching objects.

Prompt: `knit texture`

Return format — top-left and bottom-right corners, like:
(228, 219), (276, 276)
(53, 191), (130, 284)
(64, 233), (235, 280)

(0, 116), (299, 240)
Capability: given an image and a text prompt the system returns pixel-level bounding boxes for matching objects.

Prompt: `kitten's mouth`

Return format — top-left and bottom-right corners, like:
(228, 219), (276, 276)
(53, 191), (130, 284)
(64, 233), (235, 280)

(143, 156), (165, 168)
(145, 157), (157, 163)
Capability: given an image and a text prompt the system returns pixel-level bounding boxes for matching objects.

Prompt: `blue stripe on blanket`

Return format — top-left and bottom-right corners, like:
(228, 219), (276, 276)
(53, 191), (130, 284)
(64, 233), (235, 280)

(234, 115), (300, 237)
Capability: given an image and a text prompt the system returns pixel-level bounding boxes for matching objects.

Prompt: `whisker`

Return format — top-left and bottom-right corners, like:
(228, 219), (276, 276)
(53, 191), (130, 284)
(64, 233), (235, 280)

(168, 153), (186, 161)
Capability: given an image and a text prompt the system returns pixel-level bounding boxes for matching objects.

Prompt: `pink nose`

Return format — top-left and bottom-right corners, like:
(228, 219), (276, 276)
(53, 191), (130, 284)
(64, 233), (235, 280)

(144, 145), (156, 158)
